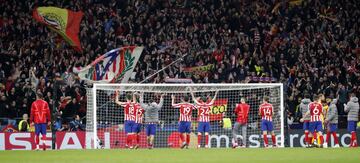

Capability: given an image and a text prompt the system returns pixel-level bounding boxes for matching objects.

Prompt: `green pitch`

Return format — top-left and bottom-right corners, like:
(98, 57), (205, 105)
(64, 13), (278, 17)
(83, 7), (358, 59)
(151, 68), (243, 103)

(0, 148), (359, 163)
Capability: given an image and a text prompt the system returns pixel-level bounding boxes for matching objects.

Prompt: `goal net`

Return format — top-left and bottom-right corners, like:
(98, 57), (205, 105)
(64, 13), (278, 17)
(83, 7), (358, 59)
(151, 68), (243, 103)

(86, 83), (284, 149)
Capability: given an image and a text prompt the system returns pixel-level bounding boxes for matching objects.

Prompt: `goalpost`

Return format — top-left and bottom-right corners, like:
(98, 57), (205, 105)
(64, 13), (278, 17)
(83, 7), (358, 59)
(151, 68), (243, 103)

(86, 83), (284, 149)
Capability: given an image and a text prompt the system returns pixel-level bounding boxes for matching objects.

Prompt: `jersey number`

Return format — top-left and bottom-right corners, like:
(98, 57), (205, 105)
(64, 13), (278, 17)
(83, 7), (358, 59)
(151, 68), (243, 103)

(183, 107), (191, 115)
(136, 109), (143, 116)
(312, 106), (319, 115)
(264, 108), (271, 115)
(199, 108), (210, 115)
(129, 106), (135, 114)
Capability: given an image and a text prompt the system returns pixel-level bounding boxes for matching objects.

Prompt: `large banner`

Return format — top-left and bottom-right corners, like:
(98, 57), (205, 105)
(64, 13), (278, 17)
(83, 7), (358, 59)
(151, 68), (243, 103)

(74, 46), (143, 83)
(183, 64), (214, 77)
(0, 131), (85, 150)
(95, 129), (360, 148)
(33, 7), (83, 51)
(209, 99), (228, 121)
(1, 130), (359, 150)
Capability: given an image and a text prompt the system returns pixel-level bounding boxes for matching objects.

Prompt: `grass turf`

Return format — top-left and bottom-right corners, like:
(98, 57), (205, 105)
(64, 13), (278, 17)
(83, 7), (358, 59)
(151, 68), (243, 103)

(0, 148), (359, 163)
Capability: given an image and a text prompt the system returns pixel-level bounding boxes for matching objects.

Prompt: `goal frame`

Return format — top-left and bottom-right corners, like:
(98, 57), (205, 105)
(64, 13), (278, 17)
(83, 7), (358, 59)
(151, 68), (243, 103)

(91, 83), (285, 148)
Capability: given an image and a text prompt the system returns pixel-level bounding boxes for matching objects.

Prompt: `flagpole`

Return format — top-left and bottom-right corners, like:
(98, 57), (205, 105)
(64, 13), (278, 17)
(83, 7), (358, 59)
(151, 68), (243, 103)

(139, 54), (188, 83)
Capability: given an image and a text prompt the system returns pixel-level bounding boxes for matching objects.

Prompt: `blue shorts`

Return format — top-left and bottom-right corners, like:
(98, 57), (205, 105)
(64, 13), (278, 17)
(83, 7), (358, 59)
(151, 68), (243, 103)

(197, 122), (211, 133)
(124, 120), (136, 134)
(329, 123), (337, 132)
(261, 120), (273, 131)
(35, 123), (47, 136)
(309, 121), (323, 133)
(145, 124), (157, 136)
(178, 121), (191, 133)
(347, 121), (356, 132)
(303, 121), (310, 130)
(133, 123), (142, 133)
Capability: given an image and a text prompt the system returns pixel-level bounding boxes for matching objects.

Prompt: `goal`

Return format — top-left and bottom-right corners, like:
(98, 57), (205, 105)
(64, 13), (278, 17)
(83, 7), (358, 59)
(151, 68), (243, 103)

(85, 83), (284, 149)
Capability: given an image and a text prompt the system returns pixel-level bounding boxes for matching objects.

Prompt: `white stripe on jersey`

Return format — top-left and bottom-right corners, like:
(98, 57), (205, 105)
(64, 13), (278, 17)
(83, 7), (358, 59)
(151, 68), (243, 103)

(263, 116), (272, 121)
(311, 115), (321, 122)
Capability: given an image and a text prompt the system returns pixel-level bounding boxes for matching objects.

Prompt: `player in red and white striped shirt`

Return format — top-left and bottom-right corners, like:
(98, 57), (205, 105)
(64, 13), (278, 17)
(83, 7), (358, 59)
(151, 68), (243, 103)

(133, 93), (144, 149)
(191, 90), (218, 148)
(115, 91), (136, 148)
(171, 94), (195, 149)
(259, 96), (277, 147)
(305, 95), (324, 147)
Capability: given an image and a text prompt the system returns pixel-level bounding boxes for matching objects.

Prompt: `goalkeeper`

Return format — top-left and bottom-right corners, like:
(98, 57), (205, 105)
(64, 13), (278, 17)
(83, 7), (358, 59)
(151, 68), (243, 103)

(139, 92), (165, 149)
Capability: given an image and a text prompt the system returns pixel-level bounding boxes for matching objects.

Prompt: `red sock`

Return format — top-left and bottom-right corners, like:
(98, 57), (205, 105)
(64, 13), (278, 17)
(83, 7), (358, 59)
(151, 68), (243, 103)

(180, 134), (185, 143)
(132, 134), (136, 145)
(351, 132), (357, 147)
(41, 135), (46, 149)
(129, 135), (133, 146)
(304, 131), (309, 144)
(271, 135), (276, 145)
(326, 131), (331, 144)
(126, 135), (129, 146)
(308, 136), (313, 144)
(126, 135), (132, 147)
(263, 134), (268, 146)
(205, 135), (209, 146)
(136, 134), (140, 145)
(186, 134), (190, 145)
(332, 132), (339, 145)
(198, 135), (202, 145)
(319, 135), (324, 145)
(313, 132), (317, 143)
(35, 135), (40, 145)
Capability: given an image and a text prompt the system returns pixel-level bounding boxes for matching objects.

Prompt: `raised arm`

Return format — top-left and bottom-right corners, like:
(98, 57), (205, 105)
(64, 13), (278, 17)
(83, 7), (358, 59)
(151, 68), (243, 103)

(133, 92), (138, 103)
(114, 90), (126, 106)
(171, 94), (177, 107)
(156, 94), (165, 109)
(190, 89), (200, 104)
(139, 92), (147, 109)
(209, 90), (219, 105)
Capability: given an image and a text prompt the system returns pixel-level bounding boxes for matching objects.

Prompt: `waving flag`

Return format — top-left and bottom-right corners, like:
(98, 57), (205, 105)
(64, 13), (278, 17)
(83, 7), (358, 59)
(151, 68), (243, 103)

(33, 7), (83, 51)
(74, 46), (143, 83)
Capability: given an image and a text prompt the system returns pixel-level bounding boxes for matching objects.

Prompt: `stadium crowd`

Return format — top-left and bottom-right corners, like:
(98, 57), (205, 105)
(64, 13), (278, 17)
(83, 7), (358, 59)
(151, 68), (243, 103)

(0, 0), (359, 130)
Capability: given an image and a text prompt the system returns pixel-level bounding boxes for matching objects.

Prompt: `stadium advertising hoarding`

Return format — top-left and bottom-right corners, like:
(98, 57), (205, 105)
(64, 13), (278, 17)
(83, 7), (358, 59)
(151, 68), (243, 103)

(0, 129), (358, 150)
(0, 131), (85, 150)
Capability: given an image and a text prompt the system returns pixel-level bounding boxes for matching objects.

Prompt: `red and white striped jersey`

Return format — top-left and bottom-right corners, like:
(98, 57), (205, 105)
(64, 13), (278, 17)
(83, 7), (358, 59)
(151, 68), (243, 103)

(172, 103), (195, 122)
(196, 102), (213, 122)
(308, 102), (323, 122)
(120, 102), (136, 121)
(259, 102), (273, 121)
(134, 103), (144, 123)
